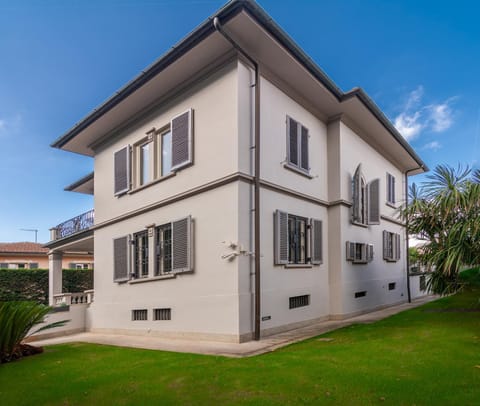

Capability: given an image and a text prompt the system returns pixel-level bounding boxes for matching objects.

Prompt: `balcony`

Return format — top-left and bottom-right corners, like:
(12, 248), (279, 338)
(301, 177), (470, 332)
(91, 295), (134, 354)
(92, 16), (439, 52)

(50, 209), (94, 241)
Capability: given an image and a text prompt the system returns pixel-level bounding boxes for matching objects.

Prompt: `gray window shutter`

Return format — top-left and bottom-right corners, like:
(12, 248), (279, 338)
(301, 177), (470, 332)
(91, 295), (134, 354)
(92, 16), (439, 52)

(29, 263), (39, 269)
(395, 233), (401, 261)
(68, 263), (75, 269)
(367, 178), (380, 225)
(392, 176), (396, 204)
(367, 244), (374, 262)
(114, 236), (130, 282)
(0, 263), (8, 269)
(352, 164), (362, 223)
(346, 241), (355, 261)
(300, 125), (309, 171)
(274, 210), (289, 265)
(171, 216), (193, 273)
(383, 231), (389, 260)
(287, 117), (298, 166)
(114, 146), (130, 196)
(171, 110), (193, 171)
(310, 218), (322, 265)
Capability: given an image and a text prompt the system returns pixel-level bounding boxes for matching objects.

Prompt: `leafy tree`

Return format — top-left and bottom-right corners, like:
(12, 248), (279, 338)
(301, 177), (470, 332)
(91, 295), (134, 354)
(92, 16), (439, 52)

(403, 165), (480, 294)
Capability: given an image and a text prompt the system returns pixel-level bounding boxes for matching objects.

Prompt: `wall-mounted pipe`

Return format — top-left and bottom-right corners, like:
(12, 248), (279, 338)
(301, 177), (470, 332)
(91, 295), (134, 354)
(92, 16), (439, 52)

(213, 17), (262, 341)
(405, 165), (425, 302)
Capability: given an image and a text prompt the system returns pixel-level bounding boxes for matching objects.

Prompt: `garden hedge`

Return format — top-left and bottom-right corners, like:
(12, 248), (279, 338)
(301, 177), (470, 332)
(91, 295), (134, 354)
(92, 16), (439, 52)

(0, 269), (93, 304)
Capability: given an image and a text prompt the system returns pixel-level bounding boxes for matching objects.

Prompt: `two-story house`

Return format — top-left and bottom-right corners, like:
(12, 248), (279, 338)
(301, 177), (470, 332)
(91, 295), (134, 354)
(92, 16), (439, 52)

(44, 0), (427, 343)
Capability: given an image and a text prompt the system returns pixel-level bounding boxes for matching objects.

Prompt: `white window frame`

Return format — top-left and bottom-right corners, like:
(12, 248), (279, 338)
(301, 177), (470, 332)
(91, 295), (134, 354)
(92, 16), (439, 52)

(285, 116), (310, 175)
(386, 173), (396, 206)
(383, 231), (401, 262)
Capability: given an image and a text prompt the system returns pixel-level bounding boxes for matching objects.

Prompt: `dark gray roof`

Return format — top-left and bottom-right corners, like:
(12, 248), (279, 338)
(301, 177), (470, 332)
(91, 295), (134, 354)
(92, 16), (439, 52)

(51, 0), (427, 171)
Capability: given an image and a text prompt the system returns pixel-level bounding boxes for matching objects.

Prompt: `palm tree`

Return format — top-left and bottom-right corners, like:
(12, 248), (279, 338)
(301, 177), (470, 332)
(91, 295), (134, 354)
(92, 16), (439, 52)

(403, 164), (480, 294)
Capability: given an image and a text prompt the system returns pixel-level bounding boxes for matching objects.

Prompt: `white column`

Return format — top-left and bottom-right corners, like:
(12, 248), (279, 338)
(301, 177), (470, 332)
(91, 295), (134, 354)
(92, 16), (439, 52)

(48, 251), (63, 306)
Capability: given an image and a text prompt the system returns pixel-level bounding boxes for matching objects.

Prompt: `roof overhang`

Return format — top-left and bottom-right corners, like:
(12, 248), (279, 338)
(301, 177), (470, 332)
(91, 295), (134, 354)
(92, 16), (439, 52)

(44, 230), (94, 253)
(64, 172), (94, 195)
(51, 0), (427, 174)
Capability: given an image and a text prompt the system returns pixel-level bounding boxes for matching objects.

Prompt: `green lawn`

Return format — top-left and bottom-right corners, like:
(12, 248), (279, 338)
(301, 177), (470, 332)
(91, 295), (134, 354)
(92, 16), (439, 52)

(1, 270), (479, 406)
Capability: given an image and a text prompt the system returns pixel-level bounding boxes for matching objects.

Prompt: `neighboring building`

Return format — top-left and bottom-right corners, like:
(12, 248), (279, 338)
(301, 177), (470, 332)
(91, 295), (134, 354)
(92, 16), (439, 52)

(0, 242), (93, 270)
(44, 0), (428, 343)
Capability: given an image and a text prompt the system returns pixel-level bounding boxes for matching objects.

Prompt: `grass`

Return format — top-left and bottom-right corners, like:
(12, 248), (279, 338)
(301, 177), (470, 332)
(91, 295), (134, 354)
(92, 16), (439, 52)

(1, 270), (479, 405)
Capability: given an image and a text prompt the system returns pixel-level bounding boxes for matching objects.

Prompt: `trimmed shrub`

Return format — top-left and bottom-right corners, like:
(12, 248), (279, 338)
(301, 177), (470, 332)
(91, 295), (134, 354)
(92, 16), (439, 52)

(0, 269), (93, 304)
(62, 269), (93, 293)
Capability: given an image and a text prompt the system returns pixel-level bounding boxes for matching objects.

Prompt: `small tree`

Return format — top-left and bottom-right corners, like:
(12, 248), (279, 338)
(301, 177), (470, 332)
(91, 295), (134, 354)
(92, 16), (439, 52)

(0, 301), (68, 363)
(403, 165), (480, 294)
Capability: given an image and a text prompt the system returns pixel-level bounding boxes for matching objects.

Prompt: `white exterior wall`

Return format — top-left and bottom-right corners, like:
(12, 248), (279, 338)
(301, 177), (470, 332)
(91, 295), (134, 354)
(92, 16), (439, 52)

(94, 61), (239, 224)
(90, 183), (245, 341)
(239, 73), (330, 335)
(333, 121), (408, 317)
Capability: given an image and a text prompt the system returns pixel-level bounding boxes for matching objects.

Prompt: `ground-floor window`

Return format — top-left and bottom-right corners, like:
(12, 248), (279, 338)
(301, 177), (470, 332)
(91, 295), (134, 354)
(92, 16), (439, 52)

(134, 230), (149, 278)
(383, 231), (401, 262)
(155, 223), (172, 275)
(346, 241), (374, 264)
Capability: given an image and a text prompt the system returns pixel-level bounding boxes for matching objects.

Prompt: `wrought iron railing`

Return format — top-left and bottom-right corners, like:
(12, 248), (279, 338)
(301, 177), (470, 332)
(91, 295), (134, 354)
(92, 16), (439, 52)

(53, 209), (94, 240)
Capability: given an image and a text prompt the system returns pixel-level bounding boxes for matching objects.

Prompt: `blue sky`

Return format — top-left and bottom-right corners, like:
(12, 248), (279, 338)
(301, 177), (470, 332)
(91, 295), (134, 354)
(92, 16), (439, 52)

(0, 0), (478, 243)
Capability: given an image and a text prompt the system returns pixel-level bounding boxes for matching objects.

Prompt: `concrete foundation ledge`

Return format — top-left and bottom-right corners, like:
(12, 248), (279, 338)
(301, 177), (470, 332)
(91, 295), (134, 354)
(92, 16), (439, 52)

(329, 299), (410, 320)
(89, 328), (253, 344)
(26, 327), (86, 343)
(260, 315), (330, 338)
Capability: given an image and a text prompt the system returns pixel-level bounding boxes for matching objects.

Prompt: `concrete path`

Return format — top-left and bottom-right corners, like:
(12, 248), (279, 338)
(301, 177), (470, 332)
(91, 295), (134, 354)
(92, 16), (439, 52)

(33, 296), (437, 358)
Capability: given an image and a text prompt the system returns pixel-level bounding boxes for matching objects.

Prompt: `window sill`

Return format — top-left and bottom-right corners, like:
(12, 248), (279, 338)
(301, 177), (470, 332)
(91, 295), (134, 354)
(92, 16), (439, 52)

(128, 274), (176, 284)
(384, 259), (399, 263)
(351, 221), (368, 228)
(284, 264), (313, 269)
(385, 201), (396, 209)
(129, 172), (176, 195)
(283, 164), (313, 179)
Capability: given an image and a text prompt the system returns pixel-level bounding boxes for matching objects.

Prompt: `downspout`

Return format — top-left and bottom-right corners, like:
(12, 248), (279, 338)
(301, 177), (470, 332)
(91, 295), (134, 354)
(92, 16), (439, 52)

(405, 165), (424, 302)
(213, 17), (262, 341)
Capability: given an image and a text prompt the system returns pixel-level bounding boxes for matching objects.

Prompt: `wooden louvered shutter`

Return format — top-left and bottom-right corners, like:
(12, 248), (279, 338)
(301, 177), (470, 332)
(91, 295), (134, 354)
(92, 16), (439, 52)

(171, 110), (193, 171)
(310, 219), (323, 265)
(171, 216), (193, 273)
(0, 263), (8, 269)
(274, 210), (289, 265)
(287, 117), (298, 166)
(113, 236), (130, 282)
(395, 233), (401, 261)
(114, 146), (130, 196)
(352, 164), (362, 223)
(346, 241), (355, 261)
(367, 178), (380, 225)
(29, 263), (39, 269)
(300, 125), (309, 171)
(383, 231), (389, 260)
(391, 176), (396, 204)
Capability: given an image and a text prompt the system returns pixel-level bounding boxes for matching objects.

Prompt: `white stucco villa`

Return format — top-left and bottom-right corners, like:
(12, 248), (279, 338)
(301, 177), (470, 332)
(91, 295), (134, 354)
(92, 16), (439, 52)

(42, 0), (429, 343)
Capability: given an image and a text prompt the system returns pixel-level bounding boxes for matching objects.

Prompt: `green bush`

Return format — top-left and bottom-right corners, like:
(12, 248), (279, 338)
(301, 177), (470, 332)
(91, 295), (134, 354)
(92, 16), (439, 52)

(0, 269), (93, 304)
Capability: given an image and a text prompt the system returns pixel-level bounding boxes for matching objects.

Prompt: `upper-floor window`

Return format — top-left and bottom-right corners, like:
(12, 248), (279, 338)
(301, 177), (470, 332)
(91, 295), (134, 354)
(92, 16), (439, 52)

(383, 230), (401, 262)
(386, 173), (396, 206)
(114, 109), (193, 196)
(286, 116), (309, 175)
(352, 164), (380, 226)
(274, 210), (323, 266)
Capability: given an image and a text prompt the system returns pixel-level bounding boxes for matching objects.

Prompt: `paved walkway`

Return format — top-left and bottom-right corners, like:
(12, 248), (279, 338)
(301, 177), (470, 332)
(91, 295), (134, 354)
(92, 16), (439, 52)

(33, 296), (437, 358)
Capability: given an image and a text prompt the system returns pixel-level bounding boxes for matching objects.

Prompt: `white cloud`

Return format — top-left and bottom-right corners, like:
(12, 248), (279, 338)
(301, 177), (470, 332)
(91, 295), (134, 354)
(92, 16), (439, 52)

(393, 86), (456, 141)
(427, 102), (453, 132)
(422, 141), (441, 151)
(394, 111), (424, 140)
(0, 114), (22, 137)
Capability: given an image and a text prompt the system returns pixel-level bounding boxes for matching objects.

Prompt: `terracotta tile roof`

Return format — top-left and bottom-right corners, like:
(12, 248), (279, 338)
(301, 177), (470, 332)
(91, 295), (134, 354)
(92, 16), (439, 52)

(0, 242), (49, 254)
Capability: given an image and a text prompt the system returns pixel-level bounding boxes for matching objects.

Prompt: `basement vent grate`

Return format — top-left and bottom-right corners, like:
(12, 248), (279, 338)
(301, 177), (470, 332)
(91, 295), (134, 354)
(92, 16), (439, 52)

(388, 282), (396, 291)
(132, 309), (148, 321)
(289, 294), (310, 309)
(154, 308), (171, 321)
(354, 291), (367, 298)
